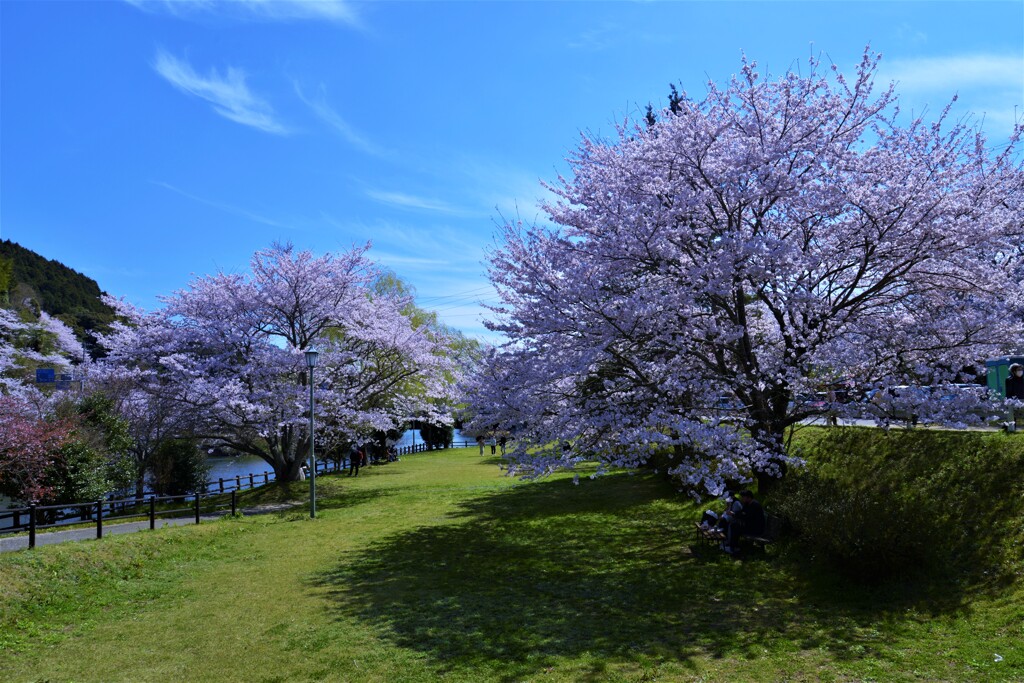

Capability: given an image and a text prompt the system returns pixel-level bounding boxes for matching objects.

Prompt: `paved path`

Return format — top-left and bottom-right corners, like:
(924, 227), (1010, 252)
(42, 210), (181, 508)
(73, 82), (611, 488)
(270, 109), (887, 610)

(0, 502), (301, 553)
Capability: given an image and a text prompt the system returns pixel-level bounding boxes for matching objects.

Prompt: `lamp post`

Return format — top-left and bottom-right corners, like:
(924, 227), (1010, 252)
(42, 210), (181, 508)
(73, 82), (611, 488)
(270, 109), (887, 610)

(305, 348), (319, 518)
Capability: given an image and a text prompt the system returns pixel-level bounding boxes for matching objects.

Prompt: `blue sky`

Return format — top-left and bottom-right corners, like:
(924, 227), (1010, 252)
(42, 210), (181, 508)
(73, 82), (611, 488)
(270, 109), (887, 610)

(2, 1), (1021, 343)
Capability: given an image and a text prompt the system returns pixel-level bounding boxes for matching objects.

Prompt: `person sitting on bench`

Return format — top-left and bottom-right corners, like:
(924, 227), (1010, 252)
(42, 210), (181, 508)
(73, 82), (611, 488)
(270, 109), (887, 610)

(723, 489), (764, 554)
(700, 492), (741, 532)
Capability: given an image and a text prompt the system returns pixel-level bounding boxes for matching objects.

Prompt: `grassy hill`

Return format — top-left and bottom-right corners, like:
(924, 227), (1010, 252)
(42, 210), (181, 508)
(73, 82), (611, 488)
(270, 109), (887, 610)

(0, 445), (1021, 682)
(0, 239), (116, 349)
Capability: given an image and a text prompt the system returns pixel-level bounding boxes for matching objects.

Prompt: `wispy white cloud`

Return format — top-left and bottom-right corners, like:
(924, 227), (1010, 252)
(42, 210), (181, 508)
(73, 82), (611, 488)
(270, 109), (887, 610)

(318, 212), (502, 342)
(568, 23), (673, 52)
(568, 23), (618, 51)
(892, 24), (928, 46)
(293, 82), (389, 157)
(445, 156), (557, 221)
(365, 189), (479, 216)
(153, 181), (294, 229)
(369, 252), (453, 268)
(153, 49), (288, 134)
(321, 215), (485, 268)
(879, 53), (1023, 138)
(882, 54), (1023, 94)
(126, 0), (360, 26)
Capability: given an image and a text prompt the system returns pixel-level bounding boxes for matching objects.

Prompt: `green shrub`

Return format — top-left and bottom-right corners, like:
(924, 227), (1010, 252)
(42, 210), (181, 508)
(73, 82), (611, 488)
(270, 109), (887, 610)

(775, 428), (1024, 583)
(420, 422), (454, 450)
(148, 439), (210, 496)
(43, 394), (136, 505)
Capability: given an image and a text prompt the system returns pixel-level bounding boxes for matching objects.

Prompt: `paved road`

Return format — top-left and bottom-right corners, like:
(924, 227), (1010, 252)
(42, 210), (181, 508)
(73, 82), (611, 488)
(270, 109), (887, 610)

(0, 502), (301, 553)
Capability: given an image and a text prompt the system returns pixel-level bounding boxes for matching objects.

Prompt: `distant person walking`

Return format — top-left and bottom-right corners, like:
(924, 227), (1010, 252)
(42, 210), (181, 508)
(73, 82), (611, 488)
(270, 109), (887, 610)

(1007, 363), (1024, 428)
(488, 436), (497, 455)
(477, 435), (485, 456)
(499, 436), (507, 455)
(348, 443), (362, 477)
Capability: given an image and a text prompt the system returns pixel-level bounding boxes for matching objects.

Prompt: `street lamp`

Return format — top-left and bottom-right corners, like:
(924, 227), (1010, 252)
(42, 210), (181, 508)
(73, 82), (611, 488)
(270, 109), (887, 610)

(305, 348), (319, 518)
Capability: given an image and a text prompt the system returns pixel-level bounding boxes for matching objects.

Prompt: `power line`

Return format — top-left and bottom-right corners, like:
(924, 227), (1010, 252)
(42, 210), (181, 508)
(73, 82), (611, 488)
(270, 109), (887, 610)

(430, 300), (500, 314)
(415, 286), (496, 303)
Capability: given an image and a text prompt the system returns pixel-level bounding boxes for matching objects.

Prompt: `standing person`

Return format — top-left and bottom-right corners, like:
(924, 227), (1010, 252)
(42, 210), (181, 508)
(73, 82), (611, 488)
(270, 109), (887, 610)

(498, 436), (507, 455)
(348, 443), (361, 477)
(723, 490), (765, 555)
(476, 435), (485, 456)
(826, 388), (839, 427)
(1007, 363), (1024, 429)
(488, 436), (497, 455)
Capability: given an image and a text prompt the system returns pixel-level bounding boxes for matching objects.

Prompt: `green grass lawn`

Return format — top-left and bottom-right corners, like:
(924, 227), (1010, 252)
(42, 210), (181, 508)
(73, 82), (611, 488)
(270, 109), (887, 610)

(1, 447), (1021, 682)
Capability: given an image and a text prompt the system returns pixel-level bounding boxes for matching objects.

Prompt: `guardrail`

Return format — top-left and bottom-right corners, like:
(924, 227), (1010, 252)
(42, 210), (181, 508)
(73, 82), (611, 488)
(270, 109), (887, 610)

(1, 491), (240, 549)
(1, 439), (482, 544)
(203, 457), (343, 494)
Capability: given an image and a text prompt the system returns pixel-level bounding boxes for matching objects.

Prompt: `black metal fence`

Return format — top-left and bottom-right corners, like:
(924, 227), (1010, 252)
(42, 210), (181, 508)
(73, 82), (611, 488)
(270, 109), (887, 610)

(202, 457), (343, 495)
(1, 491), (240, 549)
(0, 458), (354, 542)
(0, 439), (475, 545)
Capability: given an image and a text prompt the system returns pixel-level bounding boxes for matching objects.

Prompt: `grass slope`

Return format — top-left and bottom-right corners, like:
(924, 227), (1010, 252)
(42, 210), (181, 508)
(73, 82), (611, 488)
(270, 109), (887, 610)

(1, 447), (1021, 682)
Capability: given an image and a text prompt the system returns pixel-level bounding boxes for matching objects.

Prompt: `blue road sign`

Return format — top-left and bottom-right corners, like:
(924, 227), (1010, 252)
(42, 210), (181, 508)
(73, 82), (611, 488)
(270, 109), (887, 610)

(36, 368), (56, 383)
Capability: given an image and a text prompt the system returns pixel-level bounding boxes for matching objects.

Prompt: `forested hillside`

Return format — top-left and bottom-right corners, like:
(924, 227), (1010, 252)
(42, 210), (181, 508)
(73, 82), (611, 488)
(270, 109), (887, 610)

(0, 240), (116, 350)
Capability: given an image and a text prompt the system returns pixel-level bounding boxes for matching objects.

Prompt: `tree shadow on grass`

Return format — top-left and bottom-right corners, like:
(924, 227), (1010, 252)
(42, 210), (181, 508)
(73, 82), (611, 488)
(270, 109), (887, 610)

(308, 472), (979, 681)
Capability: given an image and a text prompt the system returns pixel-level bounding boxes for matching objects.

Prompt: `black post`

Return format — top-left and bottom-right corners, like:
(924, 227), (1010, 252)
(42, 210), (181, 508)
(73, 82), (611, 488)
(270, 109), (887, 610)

(96, 500), (103, 539)
(235, 475), (241, 490)
(231, 490), (237, 516)
(28, 504), (36, 549)
(249, 473), (254, 488)
(219, 478), (224, 494)
(194, 493), (201, 524)
(264, 472), (269, 484)
(12, 507), (19, 530)
(149, 496), (156, 530)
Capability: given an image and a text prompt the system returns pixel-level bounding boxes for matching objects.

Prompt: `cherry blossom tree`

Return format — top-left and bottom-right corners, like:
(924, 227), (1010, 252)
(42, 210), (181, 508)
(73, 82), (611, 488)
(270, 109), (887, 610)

(92, 364), (199, 497)
(0, 304), (90, 424)
(0, 296), (135, 504)
(0, 396), (72, 502)
(470, 51), (1024, 495)
(100, 242), (461, 482)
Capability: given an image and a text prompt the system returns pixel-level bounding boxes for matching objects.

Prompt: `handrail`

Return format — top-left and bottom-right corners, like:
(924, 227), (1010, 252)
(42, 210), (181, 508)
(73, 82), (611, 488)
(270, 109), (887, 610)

(1, 440), (493, 544)
(2, 489), (244, 549)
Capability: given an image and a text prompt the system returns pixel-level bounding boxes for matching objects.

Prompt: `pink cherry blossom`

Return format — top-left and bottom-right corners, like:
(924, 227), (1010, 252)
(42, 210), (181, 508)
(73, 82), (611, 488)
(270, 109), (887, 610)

(469, 50), (1024, 495)
(99, 242), (462, 481)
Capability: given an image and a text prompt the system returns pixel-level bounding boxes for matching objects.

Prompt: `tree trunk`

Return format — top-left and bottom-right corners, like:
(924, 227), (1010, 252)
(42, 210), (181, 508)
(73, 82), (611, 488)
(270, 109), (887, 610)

(751, 421), (788, 494)
(267, 430), (311, 483)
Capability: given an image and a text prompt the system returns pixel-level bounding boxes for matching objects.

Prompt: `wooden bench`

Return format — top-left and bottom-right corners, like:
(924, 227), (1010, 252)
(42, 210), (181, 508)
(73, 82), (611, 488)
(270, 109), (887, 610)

(693, 521), (726, 546)
(744, 513), (782, 551)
